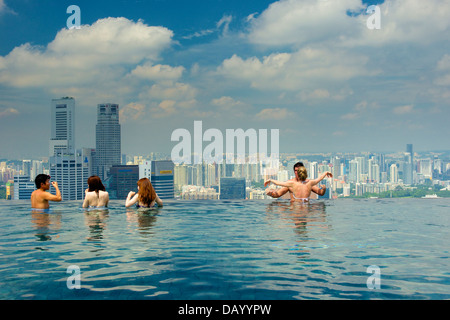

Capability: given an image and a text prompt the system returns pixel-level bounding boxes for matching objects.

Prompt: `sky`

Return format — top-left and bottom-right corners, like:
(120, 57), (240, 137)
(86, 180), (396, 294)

(0, 0), (449, 159)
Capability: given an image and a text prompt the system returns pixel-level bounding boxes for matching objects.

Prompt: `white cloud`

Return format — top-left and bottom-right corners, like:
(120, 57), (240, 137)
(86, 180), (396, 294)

(0, 17), (174, 88)
(217, 47), (374, 90)
(247, 0), (364, 47)
(211, 96), (245, 108)
(247, 0), (450, 48)
(119, 102), (146, 122)
(393, 105), (414, 115)
(0, 0), (16, 16)
(0, 107), (19, 118)
(217, 15), (233, 36)
(129, 63), (185, 81)
(255, 107), (293, 120)
(144, 82), (197, 101)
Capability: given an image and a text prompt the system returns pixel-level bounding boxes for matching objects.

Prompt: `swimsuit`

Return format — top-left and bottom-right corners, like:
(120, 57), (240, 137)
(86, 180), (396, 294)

(292, 180), (309, 202)
(292, 194), (309, 202)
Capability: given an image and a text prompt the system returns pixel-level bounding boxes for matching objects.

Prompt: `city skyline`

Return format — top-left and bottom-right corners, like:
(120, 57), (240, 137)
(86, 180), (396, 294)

(1, 0), (450, 159)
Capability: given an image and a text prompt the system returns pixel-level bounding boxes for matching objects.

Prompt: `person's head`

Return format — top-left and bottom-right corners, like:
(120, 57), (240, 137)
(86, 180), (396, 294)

(137, 178), (156, 206)
(87, 175), (105, 193)
(293, 162), (304, 171)
(296, 166), (308, 181)
(35, 174), (50, 189)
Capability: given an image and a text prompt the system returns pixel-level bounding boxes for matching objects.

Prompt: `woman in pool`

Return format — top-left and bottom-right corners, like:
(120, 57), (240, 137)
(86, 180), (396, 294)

(265, 166), (332, 203)
(125, 178), (163, 208)
(82, 175), (109, 208)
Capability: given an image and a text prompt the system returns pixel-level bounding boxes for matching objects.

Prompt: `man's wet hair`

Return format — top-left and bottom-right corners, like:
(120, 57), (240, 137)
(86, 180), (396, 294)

(293, 162), (304, 170)
(34, 174), (50, 189)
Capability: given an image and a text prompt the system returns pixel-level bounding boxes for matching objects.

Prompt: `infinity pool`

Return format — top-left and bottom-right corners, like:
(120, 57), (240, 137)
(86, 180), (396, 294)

(0, 198), (448, 299)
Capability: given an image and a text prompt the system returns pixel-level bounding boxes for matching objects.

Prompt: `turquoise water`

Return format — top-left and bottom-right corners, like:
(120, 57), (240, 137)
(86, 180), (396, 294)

(0, 198), (448, 300)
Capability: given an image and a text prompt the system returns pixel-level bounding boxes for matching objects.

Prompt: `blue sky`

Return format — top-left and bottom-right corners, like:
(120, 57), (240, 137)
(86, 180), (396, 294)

(0, 0), (449, 159)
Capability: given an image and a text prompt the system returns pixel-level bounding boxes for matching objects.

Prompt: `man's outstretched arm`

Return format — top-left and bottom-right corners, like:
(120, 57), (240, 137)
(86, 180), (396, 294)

(312, 185), (326, 196)
(266, 186), (289, 198)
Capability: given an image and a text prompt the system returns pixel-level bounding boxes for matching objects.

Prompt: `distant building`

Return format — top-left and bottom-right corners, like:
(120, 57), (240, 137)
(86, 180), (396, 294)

(109, 165), (139, 200)
(13, 176), (34, 200)
(49, 148), (92, 200)
(5, 180), (13, 200)
(94, 103), (121, 180)
(151, 160), (175, 199)
(220, 177), (246, 199)
(50, 97), (75, 155)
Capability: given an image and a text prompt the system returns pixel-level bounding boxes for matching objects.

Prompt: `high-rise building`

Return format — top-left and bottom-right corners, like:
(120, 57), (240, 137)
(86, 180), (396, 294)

(94, 103), (121, 180)
(151, 160), (175, 199)
(49, 148), (92, 200)
(404, 144), (414, 184)
(48, 98), (92, 200)
(108, 165), (139, 200)
(390, 164), (398, 183)
(13, 176), (35, 200)
(220, 177), (246, 199)
(50, 97), (75, 155)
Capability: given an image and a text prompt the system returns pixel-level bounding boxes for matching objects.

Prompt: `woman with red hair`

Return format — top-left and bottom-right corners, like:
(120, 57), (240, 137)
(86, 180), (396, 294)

(125, 178), (163, 208)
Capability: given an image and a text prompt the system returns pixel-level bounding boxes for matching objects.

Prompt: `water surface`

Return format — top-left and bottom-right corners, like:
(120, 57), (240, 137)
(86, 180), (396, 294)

(0, 198), (448, 299)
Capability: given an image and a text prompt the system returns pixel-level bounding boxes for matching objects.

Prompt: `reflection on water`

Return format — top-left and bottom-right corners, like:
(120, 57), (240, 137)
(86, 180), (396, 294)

(265, 200), (330, 257)
(266, 200), (328, 233)
(84, 209), (109, 242)
(126, 208), (160, 238)
(31, 211), (62, 241)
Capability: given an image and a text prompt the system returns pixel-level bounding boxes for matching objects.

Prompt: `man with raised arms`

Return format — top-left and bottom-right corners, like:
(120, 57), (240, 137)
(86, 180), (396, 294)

(31, 174), (62, 209)
(266, 162), (327, 200)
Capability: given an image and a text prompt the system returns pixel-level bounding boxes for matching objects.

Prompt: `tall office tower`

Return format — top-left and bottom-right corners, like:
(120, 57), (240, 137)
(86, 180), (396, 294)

(220, 177), (246, 199)
(50, 97), (75, 155)
(49, 98), (92, 200)
(378, 153), (386, 173)
(349, 159), (359, 183)
(151, 160), (175, 199)
(49, 148), (92, 200)
(95, 103), (121, 180)
(404, 144), (414, 184)
(390, 164), (398, 183)
(22, 160), (32, 177)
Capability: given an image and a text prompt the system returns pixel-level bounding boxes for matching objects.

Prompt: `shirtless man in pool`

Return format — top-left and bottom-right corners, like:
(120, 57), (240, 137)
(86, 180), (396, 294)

(31, 174), (62, 209)
(266, 162), (327, 200)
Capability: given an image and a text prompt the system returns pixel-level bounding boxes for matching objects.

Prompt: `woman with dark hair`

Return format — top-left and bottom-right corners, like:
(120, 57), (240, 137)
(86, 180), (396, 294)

(82, 176), (109, 208)
(125, 178), (163, 208)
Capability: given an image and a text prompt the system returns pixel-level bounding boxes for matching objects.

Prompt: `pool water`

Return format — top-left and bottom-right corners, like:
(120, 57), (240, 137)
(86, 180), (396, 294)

(0, 198), (449, 300)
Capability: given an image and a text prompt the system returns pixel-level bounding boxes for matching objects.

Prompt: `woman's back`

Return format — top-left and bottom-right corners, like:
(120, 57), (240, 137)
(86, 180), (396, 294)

(84, 190), (109, 208)
(289, 180), (313, 201)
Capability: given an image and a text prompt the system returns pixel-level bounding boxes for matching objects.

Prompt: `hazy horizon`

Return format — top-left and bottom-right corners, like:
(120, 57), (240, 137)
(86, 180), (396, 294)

(1, 0), (449, 159)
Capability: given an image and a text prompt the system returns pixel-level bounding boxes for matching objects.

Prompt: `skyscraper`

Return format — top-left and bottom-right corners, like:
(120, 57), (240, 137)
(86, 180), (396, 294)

(49, 98), (91, 200)
(94, 103), (121, 180)
(404, 144), (414, 184)
(49, 148), (91, 200)
(50, 97), (75, 155)
(151, 160), (175, 199)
